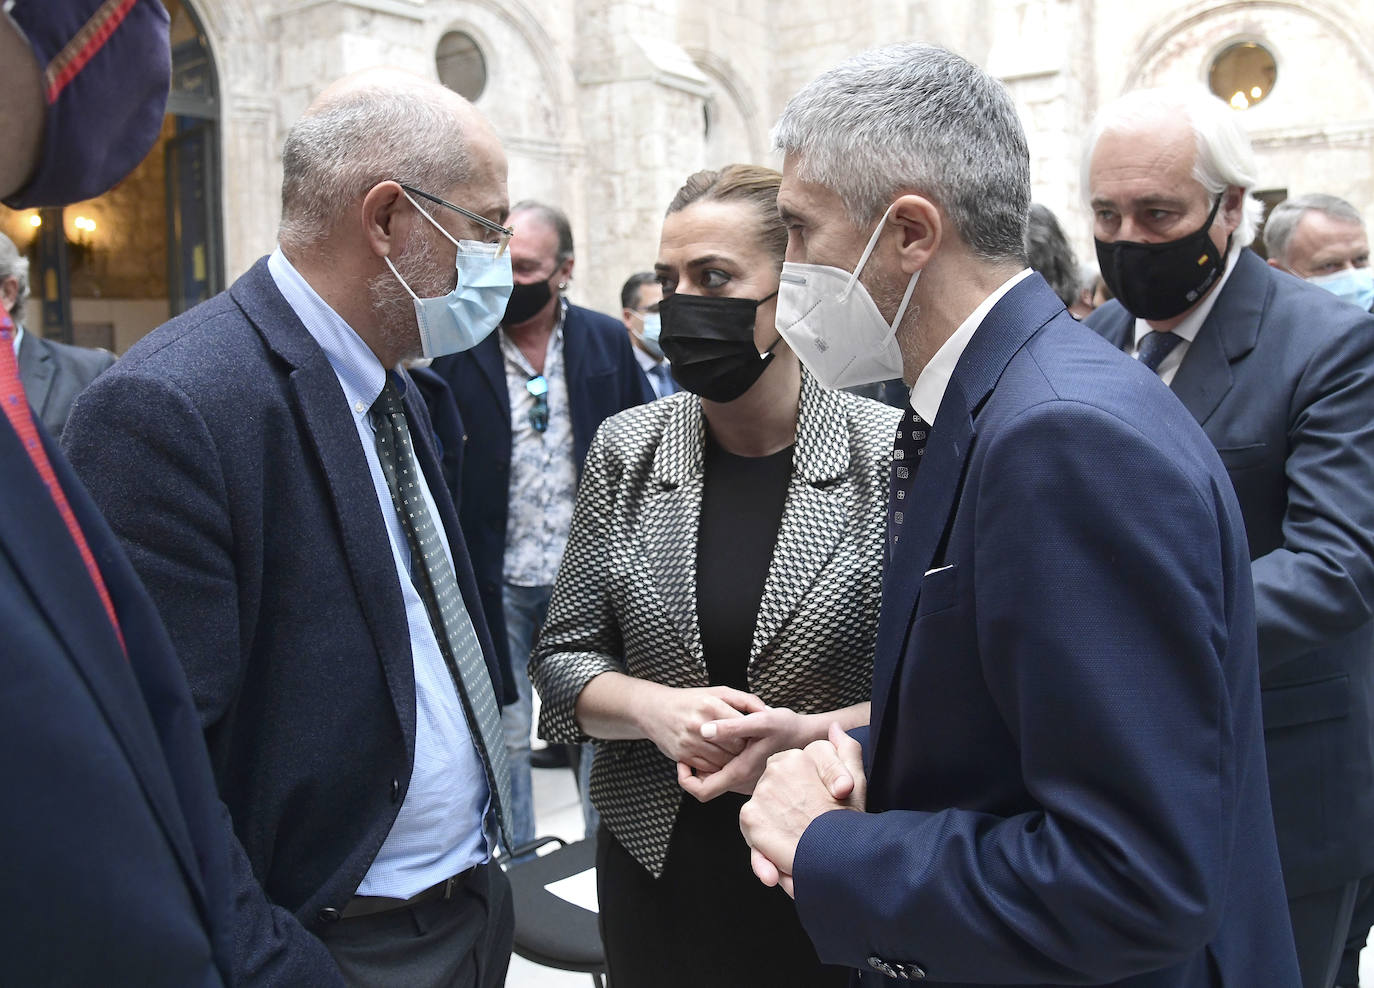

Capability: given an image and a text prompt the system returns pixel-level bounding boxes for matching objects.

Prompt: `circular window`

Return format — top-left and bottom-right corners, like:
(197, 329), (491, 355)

(1208, 41), (1277, 110)
(436, 31), (487, 101)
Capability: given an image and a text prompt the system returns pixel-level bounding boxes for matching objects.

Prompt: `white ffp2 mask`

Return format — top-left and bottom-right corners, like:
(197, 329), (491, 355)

(775, 205), (919, 390)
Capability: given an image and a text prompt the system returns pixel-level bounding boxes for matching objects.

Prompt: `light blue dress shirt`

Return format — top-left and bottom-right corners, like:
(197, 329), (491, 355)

(268, 249), (491, 898)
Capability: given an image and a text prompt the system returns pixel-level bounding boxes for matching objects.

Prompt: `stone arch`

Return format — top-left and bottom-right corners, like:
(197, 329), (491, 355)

(684, 49), (766, 167)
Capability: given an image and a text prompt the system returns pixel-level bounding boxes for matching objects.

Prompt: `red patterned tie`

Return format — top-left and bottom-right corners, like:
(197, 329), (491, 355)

(0, 311), (125, 654)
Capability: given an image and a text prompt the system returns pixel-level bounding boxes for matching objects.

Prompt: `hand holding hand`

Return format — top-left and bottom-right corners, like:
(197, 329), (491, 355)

(739, 723), (867, 898)
(640, 684), (765, 774)
(676, 706), (814, 802)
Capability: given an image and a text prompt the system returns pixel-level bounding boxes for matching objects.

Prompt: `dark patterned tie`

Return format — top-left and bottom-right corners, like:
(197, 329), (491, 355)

(1137, 330), (1184, 374)
(888, 405), (929, 549)
(371, 379), (512, 850)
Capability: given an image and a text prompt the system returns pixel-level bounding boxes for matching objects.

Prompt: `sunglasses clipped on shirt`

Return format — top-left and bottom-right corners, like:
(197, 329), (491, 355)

(526, 375), (549, 433)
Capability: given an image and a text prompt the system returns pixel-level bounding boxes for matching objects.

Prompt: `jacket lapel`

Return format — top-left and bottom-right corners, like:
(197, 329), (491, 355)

(868, 274), (1062, 761)
(230, 261), (418, 748)
(749, 373), (849, 667)
(473, 334), (510, 426)
(640, 395), (710, 684)
(1170, 249), (1265, 426)
(17, 333), (55, 420)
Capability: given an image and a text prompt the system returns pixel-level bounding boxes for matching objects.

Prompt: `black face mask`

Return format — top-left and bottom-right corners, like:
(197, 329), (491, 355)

(1095, 195), (1229, 321)
(659, 292), (780, 403)
(503, 279), (553, 325)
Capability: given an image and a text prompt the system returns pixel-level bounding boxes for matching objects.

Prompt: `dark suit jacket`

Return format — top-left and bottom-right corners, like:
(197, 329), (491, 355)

(794, 274), (1298, 986)
(17, 329), (116, 439)
(431, 304), (653, 699)
(1, 415), (232, 985)
(64, 258), (504, 984)
(1088, 249), (1374, 899)
(408, 363), (467, 511)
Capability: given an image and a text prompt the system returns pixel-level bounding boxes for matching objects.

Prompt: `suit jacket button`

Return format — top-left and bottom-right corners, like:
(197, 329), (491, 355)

(391, 778), (401, 802)
(318, 907), (341, 923)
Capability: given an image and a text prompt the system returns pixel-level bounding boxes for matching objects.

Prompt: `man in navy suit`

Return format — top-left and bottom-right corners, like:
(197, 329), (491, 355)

(1084, 89), (1374, 988)
(0, 1), (234, 983)
(65, 69), (519, 987)
(431, 202), (652, 847)
(740, 44), (1299, 986)
(1264, 193), (1372, 313)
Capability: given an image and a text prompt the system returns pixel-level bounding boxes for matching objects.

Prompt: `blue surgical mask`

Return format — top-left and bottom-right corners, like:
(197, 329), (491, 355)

(639, 311), (663, 359)
(1308, 267), (1374, 312)
(385, 189), (514, 358)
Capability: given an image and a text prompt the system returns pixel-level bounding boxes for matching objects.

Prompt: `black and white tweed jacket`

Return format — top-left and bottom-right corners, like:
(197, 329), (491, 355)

(530, 372), (900, 877)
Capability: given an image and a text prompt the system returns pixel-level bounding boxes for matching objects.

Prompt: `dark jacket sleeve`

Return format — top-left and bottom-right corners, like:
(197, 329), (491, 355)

(63, 372), (344, 988)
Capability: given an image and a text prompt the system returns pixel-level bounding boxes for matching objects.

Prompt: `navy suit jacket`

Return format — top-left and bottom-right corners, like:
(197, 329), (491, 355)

(430, 303), (653, 698)
(408, 363), (467, 511)
(1088, 249), (1374, 898)
(793, 274), (1298, 986)
(1, 416), (232, 985)
(63, 258), (505, 984)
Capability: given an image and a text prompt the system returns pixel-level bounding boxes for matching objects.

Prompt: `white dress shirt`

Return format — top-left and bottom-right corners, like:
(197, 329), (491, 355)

(268, 248), (491, 898)
(909, 268), (1033, 426)
(1130, 244), (1242, 385)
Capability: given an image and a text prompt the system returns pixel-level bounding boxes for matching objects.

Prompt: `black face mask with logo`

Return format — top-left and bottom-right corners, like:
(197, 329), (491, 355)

(658, 291), (780, 403)
(1095, 195), (1229, 321)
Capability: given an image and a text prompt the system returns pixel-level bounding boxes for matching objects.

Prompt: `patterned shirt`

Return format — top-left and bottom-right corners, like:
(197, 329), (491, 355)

(500, 302), (578, 587)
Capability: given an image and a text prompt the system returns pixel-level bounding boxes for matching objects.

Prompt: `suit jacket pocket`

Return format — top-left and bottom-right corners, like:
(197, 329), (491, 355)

(1262, 674), (1351, 731)
(914, 564), (960, 617)
(1217, 442), (1268, 471)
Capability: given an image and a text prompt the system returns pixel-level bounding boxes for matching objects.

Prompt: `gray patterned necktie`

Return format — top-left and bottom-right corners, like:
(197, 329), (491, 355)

(371, 378), (512, 851)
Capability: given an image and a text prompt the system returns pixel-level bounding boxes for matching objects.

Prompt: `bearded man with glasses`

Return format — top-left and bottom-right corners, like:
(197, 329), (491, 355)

(432, 200), (654, 853)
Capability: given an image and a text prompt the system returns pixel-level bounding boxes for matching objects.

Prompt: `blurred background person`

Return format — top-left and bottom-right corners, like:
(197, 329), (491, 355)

(621, 270), (675, 398)
(1, 231), (115, 440)
(1026, 201), (1089, 317)
(1265, 194), (1372, 311)
(1072, 262), (1101, 319)
(530, 164), (898, 987)
(431, 200), (652, 852)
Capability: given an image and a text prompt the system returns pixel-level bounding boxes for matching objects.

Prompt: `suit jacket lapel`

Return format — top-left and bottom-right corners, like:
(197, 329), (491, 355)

(17, 333), (55, 421)
(473, 334), (509, 425)
(749, 373), (849, 667)
(1170, 249), (1265, 426)
(0, 422), (208, 908)
(868, 274), (1062, 762)
(641, 395), (709, 684)
(230, 261), (418, 747)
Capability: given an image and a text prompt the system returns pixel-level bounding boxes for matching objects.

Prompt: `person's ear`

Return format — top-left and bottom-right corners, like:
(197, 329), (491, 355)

(1219, 185), (1245, 238)
(0, 275), (18, 311)
(889, 194), (941, 276)
(557, 256), (575, 289)
(361, 181), (414, 260)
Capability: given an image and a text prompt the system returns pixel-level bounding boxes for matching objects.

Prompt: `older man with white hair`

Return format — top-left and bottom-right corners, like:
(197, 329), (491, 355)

(1265, 193), (1372, 311)
(64, 69), (518, 987)
(1084, 88), (1374, 988)
(739, 44), (1297, 986)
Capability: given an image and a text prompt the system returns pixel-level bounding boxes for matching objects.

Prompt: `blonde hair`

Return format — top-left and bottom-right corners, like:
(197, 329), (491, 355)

(667, 164), (787, 266)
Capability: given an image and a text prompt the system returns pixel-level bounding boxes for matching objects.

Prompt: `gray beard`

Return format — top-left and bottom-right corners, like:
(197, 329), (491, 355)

(366, 227), (452, 362)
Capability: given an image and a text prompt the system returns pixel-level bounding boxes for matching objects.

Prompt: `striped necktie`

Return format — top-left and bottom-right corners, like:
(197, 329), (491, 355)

(1137, 331), (1184, 374)
(370, 378), (512, 850)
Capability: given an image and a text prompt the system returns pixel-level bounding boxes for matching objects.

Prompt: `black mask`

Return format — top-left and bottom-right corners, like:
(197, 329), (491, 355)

(1095, 195), (1229, 321)
(659, 292), (780, 403)
(503, 279), (553, 325)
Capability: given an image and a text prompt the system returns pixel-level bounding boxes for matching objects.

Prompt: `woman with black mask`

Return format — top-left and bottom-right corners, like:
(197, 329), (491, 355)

(530, 165), (899, 986)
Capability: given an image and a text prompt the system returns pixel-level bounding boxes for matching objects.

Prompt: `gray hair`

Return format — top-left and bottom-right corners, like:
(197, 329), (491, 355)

(279, 82), (474, 252)
(0, 231), (31, 324)
(510, 200), (574, 264)
(1026, 203), (1079, 307)
(1264, 193), (1366, 264)
(1084, 86), (1265, 247)
(772, 42), (1031, 263)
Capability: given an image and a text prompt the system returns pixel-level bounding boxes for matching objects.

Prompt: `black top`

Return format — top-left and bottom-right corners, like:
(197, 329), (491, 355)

(695, 427), (795, 691)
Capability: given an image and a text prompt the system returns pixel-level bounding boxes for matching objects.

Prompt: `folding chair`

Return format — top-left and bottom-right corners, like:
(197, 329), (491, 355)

(502, 836), (608, 987)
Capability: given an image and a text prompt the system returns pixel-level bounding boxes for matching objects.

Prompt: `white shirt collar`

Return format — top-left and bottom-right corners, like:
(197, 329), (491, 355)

(9, 322), (22, 360)
(910, 268), (1033, 425)
(1131, 242), (1243, 350)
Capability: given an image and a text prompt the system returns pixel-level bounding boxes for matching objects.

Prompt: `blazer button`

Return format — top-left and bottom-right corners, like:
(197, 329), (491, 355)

(390, 778), (400, 802)
(317, 907), (341, 924)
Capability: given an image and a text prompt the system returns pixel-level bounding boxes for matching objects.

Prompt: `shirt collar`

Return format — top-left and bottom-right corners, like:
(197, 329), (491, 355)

(910, 267), (1033, 425)
(1131, 242), (1242, 350)
(267, 247), (386, 417)
(632, 343), (662, 373)
(499, 300), (566, 376)
(9, 321), (22, 360)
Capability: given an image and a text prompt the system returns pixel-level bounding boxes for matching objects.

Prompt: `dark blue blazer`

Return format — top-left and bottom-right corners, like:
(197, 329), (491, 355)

(430, 304), (653, 698)
(1, 416), (232, 985)
(793, 274), (1299, 986)
(1088, 249), (1374, 899)
(408, 363), (467, 511)
(63, 258), (504, 984)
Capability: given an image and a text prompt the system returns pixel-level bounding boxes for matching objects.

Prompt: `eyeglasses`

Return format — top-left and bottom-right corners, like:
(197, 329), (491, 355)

(398, 183), (514, 256)
(526, 375), (549, 433)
